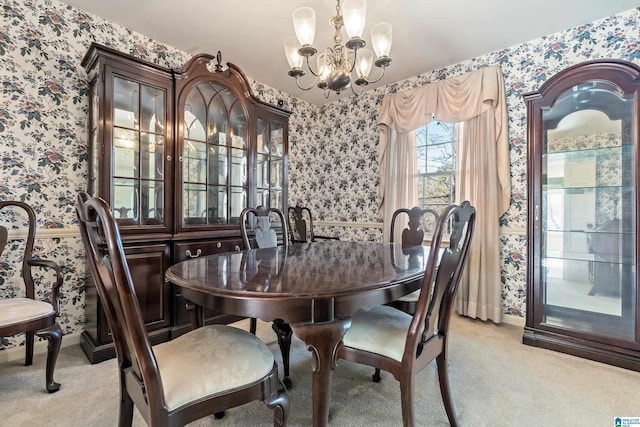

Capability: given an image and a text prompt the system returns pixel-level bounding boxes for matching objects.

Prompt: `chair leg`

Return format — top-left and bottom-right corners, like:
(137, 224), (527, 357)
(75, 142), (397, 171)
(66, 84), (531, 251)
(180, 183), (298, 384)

(436, 353), (459, 427)
(186, 302), (204, 330)
(399, 374), (415, 427)
(25, 331), (35, 366)
(118, 372), (134, 427)
(372, 368), (382, 382)
(271, 319), (292, 388)
(265, 380), (290, 427)
(35, 323), (62, 393)
(250, 317), (257, 335)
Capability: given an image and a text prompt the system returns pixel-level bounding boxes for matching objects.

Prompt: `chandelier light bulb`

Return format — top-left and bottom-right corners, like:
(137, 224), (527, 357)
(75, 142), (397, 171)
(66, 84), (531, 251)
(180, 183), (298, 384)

(371, 22), (392, 58)
(317, 54), (330, 82)
(292, 7), (316, 47)
(343, 0), (366, 40)
(284, 37), (303, 69)
(356, 48), (373, 79)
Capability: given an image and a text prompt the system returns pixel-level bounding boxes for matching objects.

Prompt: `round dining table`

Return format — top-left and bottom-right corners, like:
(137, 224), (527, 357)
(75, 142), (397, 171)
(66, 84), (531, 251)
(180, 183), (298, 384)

(165, 240), (428, 427)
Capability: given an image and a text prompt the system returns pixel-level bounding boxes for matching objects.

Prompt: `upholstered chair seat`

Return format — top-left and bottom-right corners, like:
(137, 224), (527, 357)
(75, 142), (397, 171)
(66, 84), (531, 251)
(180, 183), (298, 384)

(393, 289), (420, 305)
(343, 305), (413, 362)
(154, 325), (275, 411)
(0, 298), (56, 327)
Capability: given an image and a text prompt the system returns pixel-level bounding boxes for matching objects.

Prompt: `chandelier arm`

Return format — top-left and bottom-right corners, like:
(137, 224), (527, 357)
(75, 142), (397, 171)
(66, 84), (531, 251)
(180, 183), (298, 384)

(349, 83), (365, 96)
(346, 48), (359, 74)
(363, 65), (388, 85)
(294, 75), (319, 91)
(304, 55), (323, 78)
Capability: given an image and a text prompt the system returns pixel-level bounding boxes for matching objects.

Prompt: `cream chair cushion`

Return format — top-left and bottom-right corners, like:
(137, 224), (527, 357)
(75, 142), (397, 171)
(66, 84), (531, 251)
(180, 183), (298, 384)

(0, 298), (55, 327)
(153, 324), (275, 411)
(396, 289), (420, 303)
(343, 305), (413, 362)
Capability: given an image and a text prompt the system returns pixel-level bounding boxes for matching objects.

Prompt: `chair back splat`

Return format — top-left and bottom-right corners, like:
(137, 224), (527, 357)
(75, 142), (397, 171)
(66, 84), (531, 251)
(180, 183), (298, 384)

(76, 193), (289, 427)
(390, 206), (439, 246)
(386, 206), (439, 315)
(338, 201), (476, 427)
(287, 205), (339, 243)
(240, 206), (289, 249)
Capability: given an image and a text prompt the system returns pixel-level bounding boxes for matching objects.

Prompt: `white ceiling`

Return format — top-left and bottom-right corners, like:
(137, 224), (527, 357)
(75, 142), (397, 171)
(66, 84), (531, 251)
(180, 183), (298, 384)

(60, 0), (640, 105)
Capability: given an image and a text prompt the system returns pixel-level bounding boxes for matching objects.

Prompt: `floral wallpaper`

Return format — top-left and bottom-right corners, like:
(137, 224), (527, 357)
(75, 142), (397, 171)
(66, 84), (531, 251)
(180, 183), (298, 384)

(0, 0), (639, 351)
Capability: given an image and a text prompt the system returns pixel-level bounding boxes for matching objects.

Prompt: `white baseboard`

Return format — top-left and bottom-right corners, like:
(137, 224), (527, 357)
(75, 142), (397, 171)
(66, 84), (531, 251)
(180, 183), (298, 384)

(502, 314), (525, 327)
(0, 332), (81, 364)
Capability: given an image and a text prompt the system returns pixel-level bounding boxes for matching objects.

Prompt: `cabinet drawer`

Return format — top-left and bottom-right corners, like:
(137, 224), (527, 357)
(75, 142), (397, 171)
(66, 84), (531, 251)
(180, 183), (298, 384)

(173, 239), (243, 262)
(172, 239), (243, 329)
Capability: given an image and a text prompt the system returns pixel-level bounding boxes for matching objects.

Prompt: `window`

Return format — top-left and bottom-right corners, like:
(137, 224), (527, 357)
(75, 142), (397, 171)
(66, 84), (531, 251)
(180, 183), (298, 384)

(416, 118), (457, 228)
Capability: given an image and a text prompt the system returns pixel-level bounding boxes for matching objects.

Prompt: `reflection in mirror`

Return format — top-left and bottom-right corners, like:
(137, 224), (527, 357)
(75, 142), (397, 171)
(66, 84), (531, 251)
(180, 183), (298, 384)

(541, 79), (635, 334)
(230, 188), (245, 224)
(113, 77), (139, 129)
(270, 124), (283, 157)
(184, 109), (206, 141)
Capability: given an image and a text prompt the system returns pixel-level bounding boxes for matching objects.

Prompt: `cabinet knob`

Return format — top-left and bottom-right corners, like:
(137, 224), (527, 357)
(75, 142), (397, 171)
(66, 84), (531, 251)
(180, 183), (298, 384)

(185, 248), (202, 258)
(167, 155), (172, 161)
(216, 242), (222, 248)
(235, 245), (240, 251)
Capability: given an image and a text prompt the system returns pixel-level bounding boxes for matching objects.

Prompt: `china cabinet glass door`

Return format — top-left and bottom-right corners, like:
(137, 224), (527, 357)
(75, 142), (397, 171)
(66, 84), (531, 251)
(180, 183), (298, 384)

(525, 60), (640, 371)
(541, 87), (636, 338)
(112, 76), (167, 227)
(256, 119), (285, 211)
(182, 82), (247, 226)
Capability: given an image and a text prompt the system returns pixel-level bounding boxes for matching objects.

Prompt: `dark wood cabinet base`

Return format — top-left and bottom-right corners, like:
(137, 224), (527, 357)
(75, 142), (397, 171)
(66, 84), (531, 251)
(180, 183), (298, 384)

(80, 315), (244, 364)
(523, 327), (640, 372)
(80, 327), (172, 364)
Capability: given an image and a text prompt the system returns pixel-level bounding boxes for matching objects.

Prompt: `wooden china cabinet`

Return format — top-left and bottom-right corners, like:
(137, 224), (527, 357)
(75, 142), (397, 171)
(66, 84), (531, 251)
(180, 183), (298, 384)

(81, 43), (290, 363)
(524, 59), (640, 371)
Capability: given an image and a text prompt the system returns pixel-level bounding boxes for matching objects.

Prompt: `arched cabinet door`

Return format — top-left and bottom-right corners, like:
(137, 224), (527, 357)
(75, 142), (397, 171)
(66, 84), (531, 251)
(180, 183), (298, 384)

(174, 54), (290, 234)
(524, 59), (640, 371)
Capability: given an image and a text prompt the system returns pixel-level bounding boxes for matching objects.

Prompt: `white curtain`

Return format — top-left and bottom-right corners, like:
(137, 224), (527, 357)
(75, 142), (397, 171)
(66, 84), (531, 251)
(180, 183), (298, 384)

(377, 65), (510, 323)
(378, 127), (418, 243)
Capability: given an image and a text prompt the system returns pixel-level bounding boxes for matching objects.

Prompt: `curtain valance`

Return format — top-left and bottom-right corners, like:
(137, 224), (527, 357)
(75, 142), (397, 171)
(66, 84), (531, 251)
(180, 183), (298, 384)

(377, 65), (511, 215)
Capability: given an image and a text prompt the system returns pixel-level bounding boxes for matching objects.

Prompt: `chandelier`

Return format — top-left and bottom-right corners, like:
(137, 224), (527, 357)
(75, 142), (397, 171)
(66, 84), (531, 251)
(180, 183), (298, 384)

(283, 0), (392, 97)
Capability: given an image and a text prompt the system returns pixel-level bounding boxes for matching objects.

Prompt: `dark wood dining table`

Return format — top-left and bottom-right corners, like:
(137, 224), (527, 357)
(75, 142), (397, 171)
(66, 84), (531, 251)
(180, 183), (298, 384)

(165, 240), (428, 427)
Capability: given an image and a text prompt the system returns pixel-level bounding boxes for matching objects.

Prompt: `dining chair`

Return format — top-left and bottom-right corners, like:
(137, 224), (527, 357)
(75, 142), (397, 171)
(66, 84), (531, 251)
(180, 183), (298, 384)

(287, 205), (339, 243)
(337, 201), (476, 427)
(366, 206), (440, 383)
(387, 206), (440, 315)
(239, 206), (294, 388)
(0, 201), (63, 393)
(76, 194), (289, 427)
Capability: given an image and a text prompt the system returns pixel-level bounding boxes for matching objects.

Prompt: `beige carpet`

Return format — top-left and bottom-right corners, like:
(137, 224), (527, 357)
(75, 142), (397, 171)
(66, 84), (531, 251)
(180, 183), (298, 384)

(1, 314), (640, 426)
